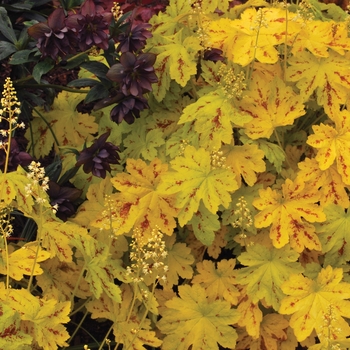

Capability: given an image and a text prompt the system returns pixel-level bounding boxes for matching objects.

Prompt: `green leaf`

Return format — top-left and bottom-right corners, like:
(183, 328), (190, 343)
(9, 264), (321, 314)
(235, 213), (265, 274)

(32, 59), (55, 83)
(179, 90), (251, 150)
(157, 284), (240, 350)
(188, 203), (220, 246)
(0, 41), (17, 60)
(0, 7), (17, 43)
(84, 83), (109, 104)
(81, 60), (110, 80)
(67, 78), (99, 87)
(9, 49), (37, 65)
(158, 145), (238, 226)
(237, 243), (304, 311)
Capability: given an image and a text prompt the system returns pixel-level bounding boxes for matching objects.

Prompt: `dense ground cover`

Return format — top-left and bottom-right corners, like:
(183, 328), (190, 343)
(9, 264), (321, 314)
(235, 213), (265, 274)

(2, 0), (350, 349)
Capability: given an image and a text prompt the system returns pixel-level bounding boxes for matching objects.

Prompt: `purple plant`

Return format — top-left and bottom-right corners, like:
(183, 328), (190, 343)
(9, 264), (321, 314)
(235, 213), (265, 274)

(27, 8), (76, 60)
(106, 52), (158, 96)
(75, 131), (120, 178)
(0, 138), (32, 172)
(65, 0), (113, 51)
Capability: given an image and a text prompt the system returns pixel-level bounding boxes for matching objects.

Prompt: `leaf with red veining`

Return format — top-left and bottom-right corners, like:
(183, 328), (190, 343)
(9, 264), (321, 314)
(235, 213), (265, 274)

(287, 51), (350, 116)
(253, 177), (326, 251)
(239, 76), (305, 140)
(0, 302), (32, 350)
(307, 110), (350, 185)
(297, 157), (349, 208)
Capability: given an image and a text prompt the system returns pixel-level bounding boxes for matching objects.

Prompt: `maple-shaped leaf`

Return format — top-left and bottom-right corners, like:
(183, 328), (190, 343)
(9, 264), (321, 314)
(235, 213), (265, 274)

(158, 145), (238, 226)
(36, 257), (91, 301)
(315, 204), (350, 266)
(0, 303), (32, 350)
(87, 285), (162, 349)
(253, 177), (326, 251)
(72, 234), (122, 301)
(72, 175), (113, 228)
(188, 203), (220, 246)
(157, 284), (240, 350)
(111, 158), (178, 236)
(0, 242), (50, 281)
(161, 234), (195, 288)
(0, 167), (35, 215)
(280, 266), (350, 342)
(179, 90), (251, 150)
(286, 50), (350, 115)
(237, 313), (289, 350)
(201, 0), (230, 12)
(208, 7), (300, 66)
(307, 110), (350, 185)
(192, 259), (240, 304)
(222, 143), (265, 187)
(26, 91), (98, 158)
(297, 157), (349, 208)
(0, 288), (70, 350)
(237, 295), (263, 339)
(207, 225), (229, 259)
(239, 76), (305, 140)
(290, 20), (334, 57)
(237, 243), (303, 310)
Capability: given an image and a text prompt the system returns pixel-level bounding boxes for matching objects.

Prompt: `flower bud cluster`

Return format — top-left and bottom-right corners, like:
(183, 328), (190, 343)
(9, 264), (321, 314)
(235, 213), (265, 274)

(99, 194), (121, 236)
(250, 8), (268, 31)
(25, 161), (52, 206)
(111, 2), (123, 22)
(218, 65), (247, 100)
(0, 78), (25, 146)
(0, 206), (13, 238)
(126, 226), (168, 284)
(231, 196), (253, 239)
(210, 150), (227, 170)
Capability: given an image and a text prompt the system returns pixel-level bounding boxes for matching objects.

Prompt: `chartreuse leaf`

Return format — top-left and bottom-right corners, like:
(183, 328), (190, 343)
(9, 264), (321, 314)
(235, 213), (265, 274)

(0, 302), (32, 350)
(192, 259), (240, 304)
(0, 242), (50, 281)
(239, 76), (305, 140)
(36, 257), (91, 301)
(307, 110), (350, 185)
(297, 157), (349, 208)
(110, 158), (178, 237)
(157, 284), (240, 350)
(280, 266), (350, 343)
(123, 122), (165, 161)
(161, 234), (195, 288)
(27, 91), (98, 157)
(188, 203), (220, 246)
(87, 285), (162, 349)
(237, 243), (303, 311)
(222, 143), (265, 187)
(238, 313), (289, 350)
(287, 50), (350, 116)
(72, 234), (122, 301)
(315, 205), (350, 266)
(0, 167), (35, 214)
(253, 177), (326, 251)
(201, 0), (230, 12)
(158, 145), (238, 226)
(0, 287), (70, 350)
(179, 90), (251, 150)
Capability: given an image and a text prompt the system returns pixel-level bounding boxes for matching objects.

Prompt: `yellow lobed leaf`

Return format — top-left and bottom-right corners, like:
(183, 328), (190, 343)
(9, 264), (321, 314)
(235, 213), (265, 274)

(307, 110), (350, 185)
(158, 145), (238, 226)
(222, 143), (266, 187)
(157, 284), (240, 350)
(253, 177), (326, 251)
(280, 266), (350, 342)
(0, 288), (70, 350)
(297, 157), (349, 208)
(207, 225), (228, 259)
(0, 242), (50, 281)
(161, 234), (195, 288)
(0, 303), (32, 350)
(111, 158), (178, 237)
(237, 243), (303, 310)
(287, 50), (350, 116)
(27, 91), (98, 158)
(239, 76), (305, 140)
(192, 259), (240, 304)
